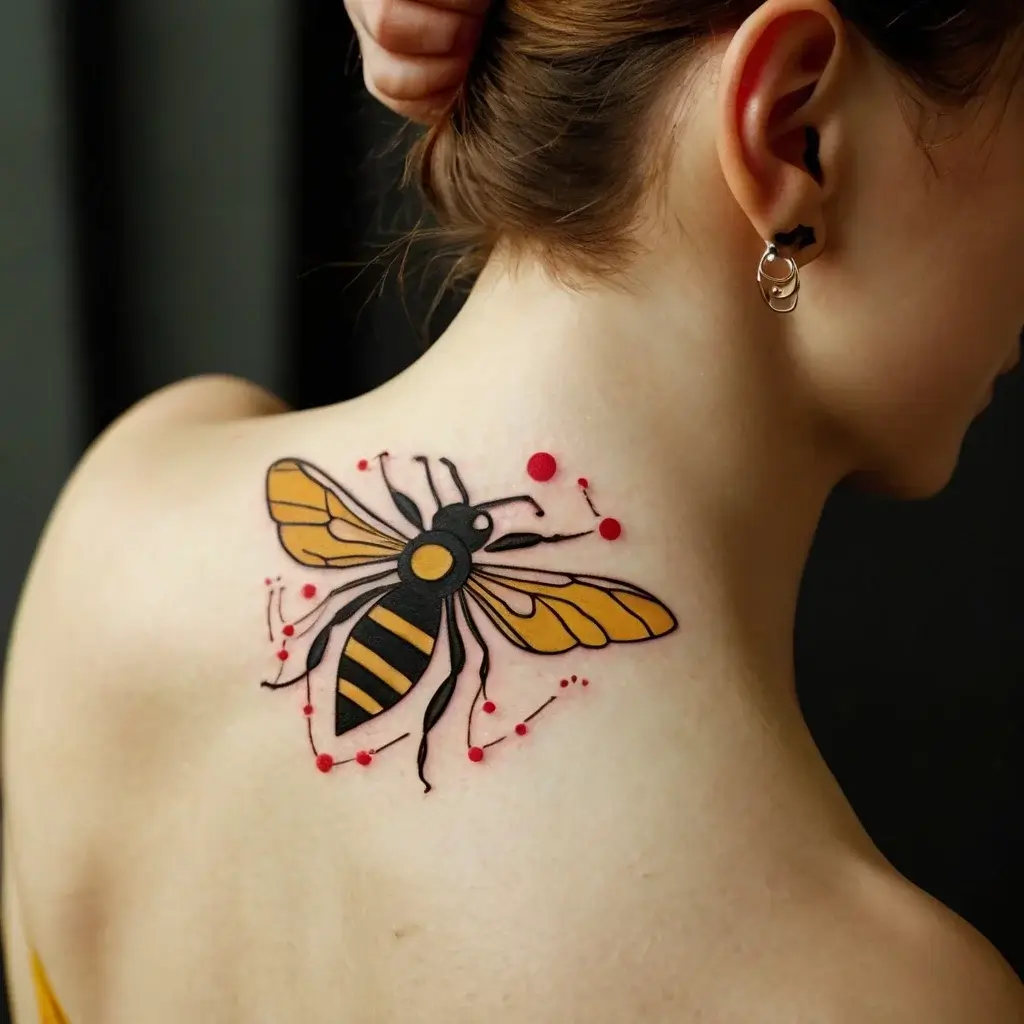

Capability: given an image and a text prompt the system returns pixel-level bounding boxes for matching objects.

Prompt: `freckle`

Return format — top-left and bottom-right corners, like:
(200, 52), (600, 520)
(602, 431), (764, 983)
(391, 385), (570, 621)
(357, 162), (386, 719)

(468, 746), (485, 762)
(560, 679), (569, 688)
(355, 750), (372, 767)
(582, 679), (589, 687)
(277, 649), (289, 661)
(515, 723), (528, 736)
(316, 753), (333, 773)
(571, 675), (577, 682)
(482, 700), (496, 714)
(303, 704), (314, 716)
(302, 583), (317, 599)
(283, 624), (295, 637)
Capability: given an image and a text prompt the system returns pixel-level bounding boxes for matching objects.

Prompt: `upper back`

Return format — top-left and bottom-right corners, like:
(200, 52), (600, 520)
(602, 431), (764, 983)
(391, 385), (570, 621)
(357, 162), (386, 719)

(4, 376), (1022, 1024)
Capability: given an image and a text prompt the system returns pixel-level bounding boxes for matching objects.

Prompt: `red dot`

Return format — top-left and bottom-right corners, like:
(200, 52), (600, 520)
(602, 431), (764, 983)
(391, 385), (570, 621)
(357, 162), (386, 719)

(582, 678), (589, 687)
(316, 753), (333, 773)
(515, 723), (528, 736)
(482, 700), (496, 714)
(282, 624), (295, 637)
(357, 459), (368, 471)
(578, 477), (589, 489)
(527, 452), (557, 482)
(468, 746), (485, 762)
(571, 675), (577, 682)
(302, 583), (317, 599)
(599, 518), (622, 540)
(355, 750), (372, 767)
(560, 679), (569, 688)
(303, 704), (314, 716)
(277, 649), (290, 661)
(264, 577), (272, 586)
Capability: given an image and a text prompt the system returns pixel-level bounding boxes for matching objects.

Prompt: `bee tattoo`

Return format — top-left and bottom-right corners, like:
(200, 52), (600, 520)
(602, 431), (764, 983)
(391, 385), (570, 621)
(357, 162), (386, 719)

(261, 455), (677, 791)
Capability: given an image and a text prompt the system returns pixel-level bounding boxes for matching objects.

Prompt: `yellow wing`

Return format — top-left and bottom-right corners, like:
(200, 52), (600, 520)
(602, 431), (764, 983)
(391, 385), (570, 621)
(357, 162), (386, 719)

(266, 459), (407, 568)
(466, 563), (677, 654)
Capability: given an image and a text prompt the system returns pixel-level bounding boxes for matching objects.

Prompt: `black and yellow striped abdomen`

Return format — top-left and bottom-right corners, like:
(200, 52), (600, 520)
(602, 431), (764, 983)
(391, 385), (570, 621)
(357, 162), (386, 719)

(335, 586), (442, 735)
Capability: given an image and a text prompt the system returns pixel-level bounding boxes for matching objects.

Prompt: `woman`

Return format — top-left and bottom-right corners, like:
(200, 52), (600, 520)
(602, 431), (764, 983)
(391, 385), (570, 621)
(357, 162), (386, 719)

(4, 0), (1024, 1020)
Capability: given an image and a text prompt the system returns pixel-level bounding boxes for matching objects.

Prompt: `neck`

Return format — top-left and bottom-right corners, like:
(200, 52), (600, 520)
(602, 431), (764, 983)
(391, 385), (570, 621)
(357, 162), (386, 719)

(393, 251), (853, 717)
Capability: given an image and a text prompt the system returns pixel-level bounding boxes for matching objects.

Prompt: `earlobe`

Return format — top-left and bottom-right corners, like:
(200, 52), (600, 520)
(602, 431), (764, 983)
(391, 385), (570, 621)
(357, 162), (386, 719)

(716, 1), (843, 266)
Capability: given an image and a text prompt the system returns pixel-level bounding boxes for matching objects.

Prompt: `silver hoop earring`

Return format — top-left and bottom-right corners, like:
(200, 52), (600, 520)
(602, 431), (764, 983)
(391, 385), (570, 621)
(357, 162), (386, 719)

(757, 241), (800, 314)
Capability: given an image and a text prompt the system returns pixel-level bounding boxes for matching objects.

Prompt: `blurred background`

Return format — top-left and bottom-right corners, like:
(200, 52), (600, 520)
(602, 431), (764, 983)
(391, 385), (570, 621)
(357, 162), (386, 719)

(1, 0), (1021, 1017)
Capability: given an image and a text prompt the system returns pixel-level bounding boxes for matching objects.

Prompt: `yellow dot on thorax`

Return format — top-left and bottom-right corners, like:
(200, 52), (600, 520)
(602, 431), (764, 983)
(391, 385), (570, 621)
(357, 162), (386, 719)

(410, 543), (454, 581)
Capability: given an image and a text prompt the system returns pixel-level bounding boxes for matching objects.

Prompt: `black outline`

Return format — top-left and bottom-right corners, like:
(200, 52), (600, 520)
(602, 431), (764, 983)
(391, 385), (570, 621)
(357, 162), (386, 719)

(261, 455), (678, 791)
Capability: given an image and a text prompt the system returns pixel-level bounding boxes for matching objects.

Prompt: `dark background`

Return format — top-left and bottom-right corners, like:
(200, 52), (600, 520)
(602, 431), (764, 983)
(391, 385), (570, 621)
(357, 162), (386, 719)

(1, 0), (1021, 1018)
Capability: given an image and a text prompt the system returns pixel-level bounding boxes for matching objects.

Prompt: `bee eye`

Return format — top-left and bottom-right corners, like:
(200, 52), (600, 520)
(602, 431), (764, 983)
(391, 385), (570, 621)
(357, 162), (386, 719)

(473, 513), (491, 532)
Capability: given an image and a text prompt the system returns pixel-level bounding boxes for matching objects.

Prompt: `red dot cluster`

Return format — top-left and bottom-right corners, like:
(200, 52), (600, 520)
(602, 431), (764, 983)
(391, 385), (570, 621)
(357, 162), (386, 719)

(526, 453), (622, 541)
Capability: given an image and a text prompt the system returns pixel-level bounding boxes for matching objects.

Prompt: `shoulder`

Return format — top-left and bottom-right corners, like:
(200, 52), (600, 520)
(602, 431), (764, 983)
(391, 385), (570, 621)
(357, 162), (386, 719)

(896, 913), (1024, 1023)
(2, 373), (290, 935)
(830, 882), (1024, 1024)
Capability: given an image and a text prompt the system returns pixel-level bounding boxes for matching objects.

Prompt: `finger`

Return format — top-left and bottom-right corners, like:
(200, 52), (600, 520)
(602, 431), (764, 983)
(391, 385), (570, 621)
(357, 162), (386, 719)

(359, 35), (474, 104)
(347, 0), (484, 57)
(374, 89), (460, 124)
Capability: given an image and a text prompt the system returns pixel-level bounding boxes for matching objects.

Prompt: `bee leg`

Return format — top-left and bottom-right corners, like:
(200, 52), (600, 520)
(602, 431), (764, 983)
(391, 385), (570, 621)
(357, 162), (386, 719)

(439, 457), (470, 504)
(458, 590), (490, 700)
(458, 591), (491, 749)
(417, 594), (466, 793)
(475, 495), (545, 517)
(414, 455), (442, 512)
(291, 567), (398, 632)
(376, 451), (425, 530)
(483, 529), (593, 553)
(261, 583), (394, 690)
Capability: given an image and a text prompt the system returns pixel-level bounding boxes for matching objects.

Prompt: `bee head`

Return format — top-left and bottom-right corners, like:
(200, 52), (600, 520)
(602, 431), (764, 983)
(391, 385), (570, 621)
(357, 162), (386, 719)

(431, 504), (494, 552)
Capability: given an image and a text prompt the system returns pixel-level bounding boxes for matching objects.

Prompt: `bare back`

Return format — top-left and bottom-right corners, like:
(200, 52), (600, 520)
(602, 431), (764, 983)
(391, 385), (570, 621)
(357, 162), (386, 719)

(4, 376), (1022, 1023)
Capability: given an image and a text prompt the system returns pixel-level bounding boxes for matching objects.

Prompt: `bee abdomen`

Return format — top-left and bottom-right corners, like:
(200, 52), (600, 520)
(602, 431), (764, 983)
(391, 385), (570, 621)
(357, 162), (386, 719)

(335, 586), (442, 735)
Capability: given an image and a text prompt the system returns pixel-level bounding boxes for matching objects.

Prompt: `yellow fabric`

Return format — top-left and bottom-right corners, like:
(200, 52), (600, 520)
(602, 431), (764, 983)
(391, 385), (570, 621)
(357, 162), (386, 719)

(31, 950), (70, 1024)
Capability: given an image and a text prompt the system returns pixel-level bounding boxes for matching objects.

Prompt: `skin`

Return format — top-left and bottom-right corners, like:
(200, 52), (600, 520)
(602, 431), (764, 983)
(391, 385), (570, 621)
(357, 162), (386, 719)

(344, 0), (491, 121)
(4, 1), (1024, 1021)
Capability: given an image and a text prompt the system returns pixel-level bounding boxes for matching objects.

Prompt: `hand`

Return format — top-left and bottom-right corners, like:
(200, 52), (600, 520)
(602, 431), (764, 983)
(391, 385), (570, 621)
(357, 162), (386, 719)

(345, 0), (490, 122)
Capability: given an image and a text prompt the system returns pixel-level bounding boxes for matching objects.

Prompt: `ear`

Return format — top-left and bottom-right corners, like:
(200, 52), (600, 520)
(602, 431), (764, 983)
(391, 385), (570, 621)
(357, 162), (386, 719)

(716, 0), (844, 266)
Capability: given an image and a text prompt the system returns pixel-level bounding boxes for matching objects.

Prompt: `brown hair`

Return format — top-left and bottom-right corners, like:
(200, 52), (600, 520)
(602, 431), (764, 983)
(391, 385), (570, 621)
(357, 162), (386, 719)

(407, 1), (1024, 283)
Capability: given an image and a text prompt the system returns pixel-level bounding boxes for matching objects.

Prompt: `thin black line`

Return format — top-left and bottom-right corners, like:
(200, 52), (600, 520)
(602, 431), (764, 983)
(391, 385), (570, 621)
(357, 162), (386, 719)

(467, 685), (482, 749)
(277, 586), (285, 626)
(472, 565), (667, 640)
(266, 590), (274, 641)
(280, 458), (412, 541)
(374, 732), (411, 754)
(262, 668), (309, 691)
(465, 586), (529, 651)
(440, 457), (470, 504)
(458, 590), (491, 749)
(306, 716), (316, 756)
(583, 490), (600, 517)
(482, 735), (507, 750)
(293, 567), (399, 631)
(524, 695), (557, 723)
(414, 456), (442, 510)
